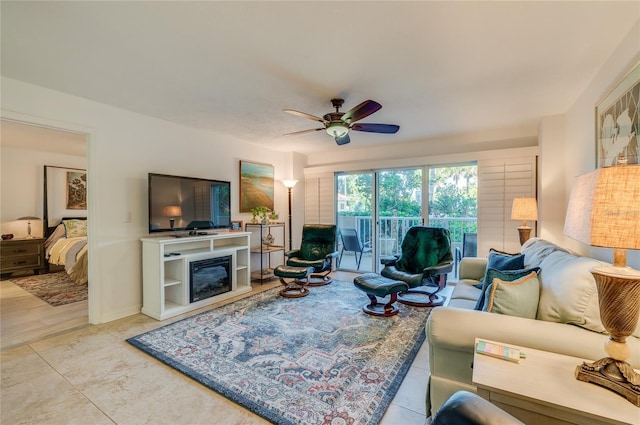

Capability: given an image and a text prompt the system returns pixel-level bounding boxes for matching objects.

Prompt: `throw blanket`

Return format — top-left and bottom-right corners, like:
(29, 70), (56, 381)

(47, 237), (88, 284)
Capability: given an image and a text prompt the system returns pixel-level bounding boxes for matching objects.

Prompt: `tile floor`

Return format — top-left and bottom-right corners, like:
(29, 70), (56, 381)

(1, 274), (432, 425)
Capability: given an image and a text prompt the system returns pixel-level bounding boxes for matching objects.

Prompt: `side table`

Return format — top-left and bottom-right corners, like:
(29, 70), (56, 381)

(0, 238), (46, 276)
(472, 338), (639, 425)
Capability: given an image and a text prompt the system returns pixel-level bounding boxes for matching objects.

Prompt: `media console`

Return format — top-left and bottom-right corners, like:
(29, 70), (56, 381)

(140, 232), (251, 320)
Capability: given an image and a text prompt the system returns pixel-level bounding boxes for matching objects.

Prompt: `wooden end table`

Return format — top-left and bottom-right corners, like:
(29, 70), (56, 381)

(472, 338), (640, 425)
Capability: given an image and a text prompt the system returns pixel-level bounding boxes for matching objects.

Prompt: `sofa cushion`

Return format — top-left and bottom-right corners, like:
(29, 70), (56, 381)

(536, 251), (608, 333)
(521, 237), (570, 269)
(483, 271), (540, 319)
(475, 249), (525, 289)
(475, 267), (540, 310)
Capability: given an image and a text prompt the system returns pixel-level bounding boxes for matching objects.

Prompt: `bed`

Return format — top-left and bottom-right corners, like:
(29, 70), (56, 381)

(44, 218), (88, 285)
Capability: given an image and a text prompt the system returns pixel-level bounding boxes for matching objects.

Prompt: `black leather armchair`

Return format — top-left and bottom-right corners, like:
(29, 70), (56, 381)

(285, 224), (339, 286)
(427, 391), (524, 425)
(380, 226), (453, 307)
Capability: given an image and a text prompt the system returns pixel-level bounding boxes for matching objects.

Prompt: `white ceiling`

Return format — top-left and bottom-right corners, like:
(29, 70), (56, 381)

(1, 1), (639, 154)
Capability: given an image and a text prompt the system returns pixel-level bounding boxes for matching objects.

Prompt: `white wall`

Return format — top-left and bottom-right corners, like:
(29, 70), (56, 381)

(0, 147), (87, 238)
(1, 77), (298, 323)
(562, 20), (640, 269)
(537, 115), (566, 245)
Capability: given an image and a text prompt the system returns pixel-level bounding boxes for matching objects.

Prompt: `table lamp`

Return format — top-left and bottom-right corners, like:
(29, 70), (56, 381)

(563, 165), (640, 406)
(17, 216), (41, 239)
(511, 197), (538, 245)
(162, 206), (182, 230)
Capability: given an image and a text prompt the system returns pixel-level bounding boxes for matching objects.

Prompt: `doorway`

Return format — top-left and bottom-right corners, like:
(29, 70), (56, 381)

(0, 119), (89, 349)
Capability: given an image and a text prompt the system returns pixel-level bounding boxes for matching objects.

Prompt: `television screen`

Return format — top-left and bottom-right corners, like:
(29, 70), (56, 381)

(148, 173), (231, 233)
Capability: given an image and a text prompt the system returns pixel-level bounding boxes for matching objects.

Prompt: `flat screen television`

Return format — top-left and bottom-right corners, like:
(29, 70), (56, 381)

(148, 173), (231, 233)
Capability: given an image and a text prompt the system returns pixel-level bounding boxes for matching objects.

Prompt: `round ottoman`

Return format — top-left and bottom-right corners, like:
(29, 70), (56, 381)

(353, 273), (409, 316)
(274, 265), (314, 298)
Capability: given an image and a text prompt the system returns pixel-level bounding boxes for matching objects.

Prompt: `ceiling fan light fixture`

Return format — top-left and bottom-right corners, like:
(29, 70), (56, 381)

(326, 122), (349, 138)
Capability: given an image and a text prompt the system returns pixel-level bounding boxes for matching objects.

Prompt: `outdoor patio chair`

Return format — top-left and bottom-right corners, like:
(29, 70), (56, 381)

(338, 228), (371, 270)
(454, 232), (477, 278)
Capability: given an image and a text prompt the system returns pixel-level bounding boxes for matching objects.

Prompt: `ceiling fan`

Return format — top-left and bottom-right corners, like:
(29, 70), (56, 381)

(283, 98), (399, 146)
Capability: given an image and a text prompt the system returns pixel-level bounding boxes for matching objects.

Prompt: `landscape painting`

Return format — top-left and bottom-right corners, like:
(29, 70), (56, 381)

(239, 161), (274, 212)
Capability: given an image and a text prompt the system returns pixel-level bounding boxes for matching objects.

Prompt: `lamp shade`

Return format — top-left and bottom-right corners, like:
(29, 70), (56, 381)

(282, 179), (299, 189)
(564, 165), (640, 250)
(511, 198), (538, 221)
(162, 206), (182, 217)
(17, 216), (40, 221)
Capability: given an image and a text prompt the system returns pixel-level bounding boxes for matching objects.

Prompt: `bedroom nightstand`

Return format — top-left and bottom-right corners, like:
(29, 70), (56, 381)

(0, 238), (46, 276)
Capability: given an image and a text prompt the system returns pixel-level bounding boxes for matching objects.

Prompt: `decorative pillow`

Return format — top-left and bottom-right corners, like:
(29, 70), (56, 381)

(482, 271), (541, 319)
(474, 267), (540, 310)
(63, 219), (87, 238)
(474, 249), (525, 289)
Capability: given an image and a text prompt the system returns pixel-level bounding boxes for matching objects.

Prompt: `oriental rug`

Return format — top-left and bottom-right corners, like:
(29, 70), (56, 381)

(10, 271), (87, 306)
(127, 280), (431, 425)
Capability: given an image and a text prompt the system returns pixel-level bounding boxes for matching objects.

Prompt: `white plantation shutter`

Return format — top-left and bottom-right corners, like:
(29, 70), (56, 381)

(304, 173), (335, 224)
(477, 156), (537, 255)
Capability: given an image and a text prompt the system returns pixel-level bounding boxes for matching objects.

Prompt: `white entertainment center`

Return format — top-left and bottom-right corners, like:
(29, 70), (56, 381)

(140, 232), (251, 320)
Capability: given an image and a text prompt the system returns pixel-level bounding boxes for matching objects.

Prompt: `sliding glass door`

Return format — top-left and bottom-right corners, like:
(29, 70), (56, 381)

(375, 169), (423, 264)
(336, 164), (477, 274)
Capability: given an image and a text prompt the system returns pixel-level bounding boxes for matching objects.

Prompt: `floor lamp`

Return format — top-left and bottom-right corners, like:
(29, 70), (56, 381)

(282, 180), (298, 250)
(563, 165), (640, 406)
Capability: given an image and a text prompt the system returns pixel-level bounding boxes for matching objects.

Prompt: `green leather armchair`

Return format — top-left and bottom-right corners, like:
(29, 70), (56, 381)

(380, 226), (453, 307)
(285, 224), (339, 286)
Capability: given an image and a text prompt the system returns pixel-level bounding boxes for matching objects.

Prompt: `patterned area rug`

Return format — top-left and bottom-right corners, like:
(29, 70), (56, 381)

(10, 271), (87, 306)
(127, 281), (431, 425)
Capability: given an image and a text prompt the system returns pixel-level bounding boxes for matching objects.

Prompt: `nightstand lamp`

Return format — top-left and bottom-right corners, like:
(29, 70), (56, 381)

(17, 216), (40, 239)
(563, 165), (640, 406)
(511, 197), (538, 245)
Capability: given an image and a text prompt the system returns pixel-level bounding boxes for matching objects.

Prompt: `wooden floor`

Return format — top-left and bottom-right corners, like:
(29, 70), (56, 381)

(0, 272), (88, 350)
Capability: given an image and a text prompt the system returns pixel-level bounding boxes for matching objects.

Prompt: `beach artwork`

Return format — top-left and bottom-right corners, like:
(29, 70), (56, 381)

(239, 161), (274, 212)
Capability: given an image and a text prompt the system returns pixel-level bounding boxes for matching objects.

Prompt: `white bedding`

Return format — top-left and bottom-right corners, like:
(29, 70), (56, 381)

(45, 222), (88, 284)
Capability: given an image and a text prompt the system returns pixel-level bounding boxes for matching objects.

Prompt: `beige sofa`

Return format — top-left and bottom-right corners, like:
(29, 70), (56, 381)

(425, 238), (640, 414)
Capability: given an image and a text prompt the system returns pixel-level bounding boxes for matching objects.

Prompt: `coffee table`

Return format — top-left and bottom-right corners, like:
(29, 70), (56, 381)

(472, 338), (640, 425)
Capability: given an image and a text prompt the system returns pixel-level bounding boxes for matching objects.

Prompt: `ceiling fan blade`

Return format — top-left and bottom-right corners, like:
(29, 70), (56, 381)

(335, 134), (351, 145)
(340, 100), (382, 123)
(283, 128), (325, 136)
(283, 109), (326, 123)
(351, 123), (400, 134)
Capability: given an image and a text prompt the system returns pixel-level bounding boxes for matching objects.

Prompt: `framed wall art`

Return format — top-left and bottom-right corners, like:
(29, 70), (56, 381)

(44, 165), (87, 228)
(239, 160), (274, 213)
(596, 60), (639, 168)
(229, 220), (243, 232)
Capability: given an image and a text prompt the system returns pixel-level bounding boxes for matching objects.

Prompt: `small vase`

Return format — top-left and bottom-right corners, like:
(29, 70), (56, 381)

(261, 218), (269, 225)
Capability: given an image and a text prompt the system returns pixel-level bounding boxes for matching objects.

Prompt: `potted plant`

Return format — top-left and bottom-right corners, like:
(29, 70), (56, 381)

(251, 206), (270, 225)
(269, 210), (279, 222)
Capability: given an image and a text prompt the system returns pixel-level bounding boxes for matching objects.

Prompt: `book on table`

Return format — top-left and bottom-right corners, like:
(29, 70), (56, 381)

(476, 339), (522, 363)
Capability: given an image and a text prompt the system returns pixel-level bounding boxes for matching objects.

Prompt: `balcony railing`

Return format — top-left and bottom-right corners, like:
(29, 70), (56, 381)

(337, 215), (477, 257)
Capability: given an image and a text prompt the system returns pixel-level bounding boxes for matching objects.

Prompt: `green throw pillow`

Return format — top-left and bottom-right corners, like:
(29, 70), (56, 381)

(474, 249), (525, 289)
(482, 271), (541, 319)
(474, 267), (540, 311)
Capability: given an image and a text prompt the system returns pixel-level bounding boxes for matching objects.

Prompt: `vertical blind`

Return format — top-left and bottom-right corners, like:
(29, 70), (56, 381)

(477, 156), (537, 255)
(304, 173), (335, 224)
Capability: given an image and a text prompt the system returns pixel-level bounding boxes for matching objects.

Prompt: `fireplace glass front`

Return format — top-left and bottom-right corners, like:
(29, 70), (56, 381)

(189, 255), (232, 303)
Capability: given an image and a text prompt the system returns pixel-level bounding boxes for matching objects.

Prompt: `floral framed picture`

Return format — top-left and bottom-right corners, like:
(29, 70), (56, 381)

(596, 60), (639, 168)
(239, 160), (274, 213)
(66, 171), (87, 209)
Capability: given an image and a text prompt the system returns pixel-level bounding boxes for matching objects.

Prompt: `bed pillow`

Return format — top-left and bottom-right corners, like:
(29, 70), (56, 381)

(483, 270), (541, 319)
(63, 219), (87, 238)
(474, 267), (540, 311)
(474, 249), (525, 289)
